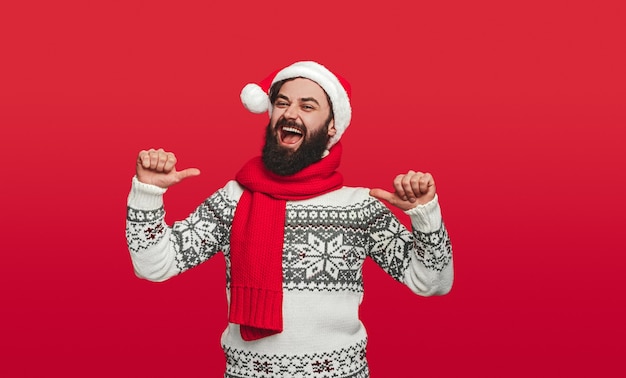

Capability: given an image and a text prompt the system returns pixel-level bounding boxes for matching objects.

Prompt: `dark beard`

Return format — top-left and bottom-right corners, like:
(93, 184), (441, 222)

(262, 120), (330, 176)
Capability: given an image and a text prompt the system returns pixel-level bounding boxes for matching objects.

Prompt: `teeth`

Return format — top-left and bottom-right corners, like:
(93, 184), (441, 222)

(283, 126), (303, 135)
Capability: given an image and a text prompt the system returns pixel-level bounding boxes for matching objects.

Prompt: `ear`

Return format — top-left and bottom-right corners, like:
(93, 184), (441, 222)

(327, 119), (337, 137)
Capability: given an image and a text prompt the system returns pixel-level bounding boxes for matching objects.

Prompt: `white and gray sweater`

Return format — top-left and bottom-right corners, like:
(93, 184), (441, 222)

(126, 177), (453, 378)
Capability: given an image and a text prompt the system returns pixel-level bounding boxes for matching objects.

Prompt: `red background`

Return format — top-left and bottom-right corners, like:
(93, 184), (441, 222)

(1, 1), (624, 376)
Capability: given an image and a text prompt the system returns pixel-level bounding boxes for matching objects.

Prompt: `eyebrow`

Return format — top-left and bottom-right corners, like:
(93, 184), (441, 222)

(300, 97), (320, 106)
(276, 94), (320, 106)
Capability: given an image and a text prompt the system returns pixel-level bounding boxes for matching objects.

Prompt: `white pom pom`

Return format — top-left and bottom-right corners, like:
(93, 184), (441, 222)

(240, 83), (269, 114)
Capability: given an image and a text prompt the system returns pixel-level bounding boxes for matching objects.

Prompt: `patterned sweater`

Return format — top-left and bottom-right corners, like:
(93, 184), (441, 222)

(126, 177), (453, 378)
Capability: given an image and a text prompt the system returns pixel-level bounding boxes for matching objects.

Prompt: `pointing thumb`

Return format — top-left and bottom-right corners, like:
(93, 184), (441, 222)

(177, 168), (201, 181)
(369, 188), (394, 204)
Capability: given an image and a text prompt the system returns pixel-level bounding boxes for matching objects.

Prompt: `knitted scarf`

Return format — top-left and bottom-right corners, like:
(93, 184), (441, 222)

(230, 142), (344, 341)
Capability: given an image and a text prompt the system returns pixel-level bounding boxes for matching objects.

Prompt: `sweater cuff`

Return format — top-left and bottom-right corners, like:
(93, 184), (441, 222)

(127, 176), (167, 210)
(404, 193), (443, 233)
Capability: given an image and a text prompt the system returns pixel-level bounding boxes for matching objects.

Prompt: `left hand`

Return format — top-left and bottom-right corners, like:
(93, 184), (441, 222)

(370, 170), (436, 211)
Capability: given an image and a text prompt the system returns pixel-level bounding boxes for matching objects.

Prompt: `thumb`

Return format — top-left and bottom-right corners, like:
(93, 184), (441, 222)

(176, 167), (201, 181)
(369, 188), (395, 204)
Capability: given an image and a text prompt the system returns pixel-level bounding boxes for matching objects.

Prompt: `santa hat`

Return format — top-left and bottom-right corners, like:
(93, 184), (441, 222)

(240, 61), (352, 149)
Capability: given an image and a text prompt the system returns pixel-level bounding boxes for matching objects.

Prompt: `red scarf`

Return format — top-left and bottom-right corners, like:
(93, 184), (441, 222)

(230, 142), (344, 341)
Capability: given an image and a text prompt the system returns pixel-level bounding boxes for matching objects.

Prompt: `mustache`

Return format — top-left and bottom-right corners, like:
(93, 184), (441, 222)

(275, 118), (306, 133)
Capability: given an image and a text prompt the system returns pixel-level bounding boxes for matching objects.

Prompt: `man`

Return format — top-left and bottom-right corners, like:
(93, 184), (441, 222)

(126, 61), (453, 378)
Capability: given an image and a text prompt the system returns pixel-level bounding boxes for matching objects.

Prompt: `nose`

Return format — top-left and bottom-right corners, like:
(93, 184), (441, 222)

(283, 103), (298, 120)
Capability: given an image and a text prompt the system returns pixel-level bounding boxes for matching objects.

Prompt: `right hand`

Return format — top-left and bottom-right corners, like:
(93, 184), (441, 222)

(136, 148), (200, 188)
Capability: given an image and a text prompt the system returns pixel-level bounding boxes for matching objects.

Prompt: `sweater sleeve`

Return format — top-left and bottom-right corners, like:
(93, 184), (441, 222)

(366, 194), (453, 296)
(125, 177), (238, 282)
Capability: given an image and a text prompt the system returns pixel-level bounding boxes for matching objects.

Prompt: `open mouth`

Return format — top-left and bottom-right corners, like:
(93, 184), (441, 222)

(279, 124), (305, 145)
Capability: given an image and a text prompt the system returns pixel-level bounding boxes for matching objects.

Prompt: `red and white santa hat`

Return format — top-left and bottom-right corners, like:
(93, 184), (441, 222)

(240, 61), (352, 149)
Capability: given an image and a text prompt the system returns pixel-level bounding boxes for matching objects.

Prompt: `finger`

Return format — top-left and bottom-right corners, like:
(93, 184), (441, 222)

(176, 168), (201, 181)
(156, 150), (169, 171)
(402, 170), (418, 202)
(162, 152), (177, 172)
(392, 174), (407, 201)
(369, 188), (396, 204)
(408, 172), (422, 198)
(148, 149), (160, 170)
(417, 173), (433, 195)
(137, 150), (151, 169)
(408, 171), (424, 196)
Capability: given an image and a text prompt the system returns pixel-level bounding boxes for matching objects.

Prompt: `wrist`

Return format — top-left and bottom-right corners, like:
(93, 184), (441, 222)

(127, 176), (167, 210)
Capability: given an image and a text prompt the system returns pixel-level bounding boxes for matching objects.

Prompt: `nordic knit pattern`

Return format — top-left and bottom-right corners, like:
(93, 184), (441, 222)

(126, 178), (453, 378)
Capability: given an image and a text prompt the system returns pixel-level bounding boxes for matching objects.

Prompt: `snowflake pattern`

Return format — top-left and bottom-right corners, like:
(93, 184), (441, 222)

(312, 359), (335, 373)
(144, 223), (164, 240)
(171, 189), (235, 272)
(126, 189), (236, 273)
(288, 233), (360, 281)
(368, 212), (413, 281)
(282, 198), (451, 291)
(224, 338), (368, 378)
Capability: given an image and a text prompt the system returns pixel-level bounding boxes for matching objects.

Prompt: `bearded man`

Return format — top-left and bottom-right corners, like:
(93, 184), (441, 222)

(126, 61), (453, 378)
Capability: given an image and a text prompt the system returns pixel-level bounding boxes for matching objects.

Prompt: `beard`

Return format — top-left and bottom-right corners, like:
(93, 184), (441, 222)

(262, 119), (330, 176)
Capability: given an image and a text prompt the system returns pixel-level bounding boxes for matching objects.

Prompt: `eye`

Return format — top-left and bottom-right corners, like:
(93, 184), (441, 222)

(275, 101), (289, 108)
(302, 104), (315, 110)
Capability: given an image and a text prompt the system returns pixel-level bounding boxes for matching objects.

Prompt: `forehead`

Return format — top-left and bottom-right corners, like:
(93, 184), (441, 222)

(280, 78), (329, 105)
